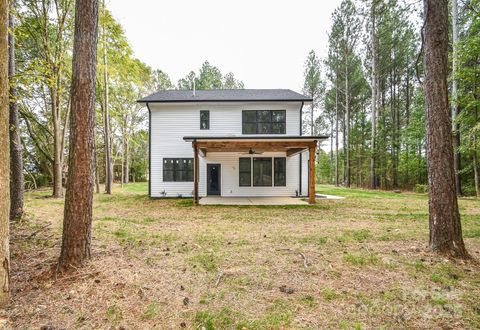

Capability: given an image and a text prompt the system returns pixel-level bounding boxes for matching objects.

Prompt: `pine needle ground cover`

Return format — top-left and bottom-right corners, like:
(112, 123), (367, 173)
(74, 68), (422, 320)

(7, 183), (480, 329)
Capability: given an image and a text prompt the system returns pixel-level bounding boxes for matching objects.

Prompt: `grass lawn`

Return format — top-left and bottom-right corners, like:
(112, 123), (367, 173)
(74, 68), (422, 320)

(8, 183), (480, 329)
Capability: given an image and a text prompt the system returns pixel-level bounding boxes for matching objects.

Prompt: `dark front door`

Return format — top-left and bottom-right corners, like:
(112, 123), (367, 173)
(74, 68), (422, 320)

(207, 164), (221, 195)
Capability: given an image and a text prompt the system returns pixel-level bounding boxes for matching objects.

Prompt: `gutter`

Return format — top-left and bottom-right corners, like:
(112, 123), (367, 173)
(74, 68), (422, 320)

(137, 98), (313, 104)
(146, 102), (152, 198)
(299, 101), (304, 196)
(182, 135), (328, 142)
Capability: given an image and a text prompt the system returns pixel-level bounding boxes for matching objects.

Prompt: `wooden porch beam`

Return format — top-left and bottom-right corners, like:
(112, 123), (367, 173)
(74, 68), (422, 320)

(195, 141), (316, 150)
(286, 148), (306, 157)
(193, 142), (199, 205)
(308, 144), (316, 205)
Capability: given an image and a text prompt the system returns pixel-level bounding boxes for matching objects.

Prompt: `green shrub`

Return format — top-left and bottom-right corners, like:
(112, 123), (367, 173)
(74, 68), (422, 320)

(414, 184), (428, 193)
(24, 173), (49, 189)
(462, 184), (477, 197)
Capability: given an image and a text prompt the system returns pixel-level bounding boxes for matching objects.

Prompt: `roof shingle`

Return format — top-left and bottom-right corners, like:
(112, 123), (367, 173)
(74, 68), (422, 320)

(138, 89), (312, 103)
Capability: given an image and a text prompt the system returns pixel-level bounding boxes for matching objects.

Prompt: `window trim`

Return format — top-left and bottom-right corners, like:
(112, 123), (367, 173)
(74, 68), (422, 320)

(200, 110), (210, 130)
(242, 110), (286, 134)
(163, 158), (194, 182)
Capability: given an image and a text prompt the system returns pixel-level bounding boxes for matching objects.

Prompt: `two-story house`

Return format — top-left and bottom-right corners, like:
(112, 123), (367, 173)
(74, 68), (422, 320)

(138, 89), (327, 204)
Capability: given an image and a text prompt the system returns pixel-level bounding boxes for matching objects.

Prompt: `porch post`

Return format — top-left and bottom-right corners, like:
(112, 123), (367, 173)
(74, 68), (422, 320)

(308, 143), (316, 205)
(193, 142), (199, 205)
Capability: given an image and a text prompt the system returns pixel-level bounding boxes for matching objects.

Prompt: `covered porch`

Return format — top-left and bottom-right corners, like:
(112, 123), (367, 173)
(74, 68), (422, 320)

(184, 136), (327, 205)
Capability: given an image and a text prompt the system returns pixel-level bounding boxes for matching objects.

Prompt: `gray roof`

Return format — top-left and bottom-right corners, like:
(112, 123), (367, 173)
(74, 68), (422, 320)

(138, 89), (312, 103)
(183, 135), (329, 141)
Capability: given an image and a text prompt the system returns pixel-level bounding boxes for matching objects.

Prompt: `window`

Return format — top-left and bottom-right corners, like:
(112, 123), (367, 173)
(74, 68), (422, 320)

(274, 157), (286, 186)
(238, 157), (287, 187)
(200, 110), (209, 130)
(253, 157), (272, 186)
(163, 158), (193, 182)
(242, 110), (286, 134)
(239, 158), (251, 186)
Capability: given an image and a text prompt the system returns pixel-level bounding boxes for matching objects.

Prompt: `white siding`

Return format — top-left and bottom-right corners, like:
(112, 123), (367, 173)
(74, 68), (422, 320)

(149, 101), (303, 198)
(199, 152), (300, 197)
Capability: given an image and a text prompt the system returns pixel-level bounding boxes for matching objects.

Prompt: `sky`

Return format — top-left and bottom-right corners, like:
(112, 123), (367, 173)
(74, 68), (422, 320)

(108, 0), (343, 93)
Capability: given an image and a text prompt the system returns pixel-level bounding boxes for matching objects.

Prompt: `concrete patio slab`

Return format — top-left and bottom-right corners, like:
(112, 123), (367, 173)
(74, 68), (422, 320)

(199, 196), (309, 205)
(315, 194), (345, 200)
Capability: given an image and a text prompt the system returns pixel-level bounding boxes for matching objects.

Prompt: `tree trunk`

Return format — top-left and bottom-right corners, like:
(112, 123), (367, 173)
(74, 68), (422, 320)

(52, 89), (63, 198)
(474, 106), (479, 198)
(451, 0), (462, 196)
(381, 88), (386, 189)
(94, 138), (100, 194)
(474, 151), (479, 198)
(330, 117), (334, 184)
(342, 112), (346, 185)
(392, 67), (399, 189)
(0, 0), (11, 305)
(423, 0), (467, 258)
(360, 109), (366, 187)
(103, 0), (112, 194)
(310, 104), (314, 136)
(405, 66), (411, 186)
(121, 150), (124, 187)
(335, 62), (339, 187)
(370, 0), (377, 190)
(34, 0), (72, 198)
(123, 134), (129, 184)
(345, 45), (350, 188)
(58, 0), (99, 271)
(9, 4), (24, 220)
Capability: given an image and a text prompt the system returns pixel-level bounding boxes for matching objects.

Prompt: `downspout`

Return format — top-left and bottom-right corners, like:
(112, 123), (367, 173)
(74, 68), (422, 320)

(299, 101), (304, 196)
(147, 102), (152, 198)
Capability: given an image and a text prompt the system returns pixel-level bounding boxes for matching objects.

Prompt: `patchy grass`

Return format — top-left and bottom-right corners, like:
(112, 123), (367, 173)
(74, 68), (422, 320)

(321, 288), (340, 301)
(105, 304), (123, 325)
(7, 183), (480, 329)
(316, 184), (428, 200)
(143, 301), (162, 320)
(343, 252), (379, 266)
(194, 308), (236, 329)
(188, 252), (219, 272)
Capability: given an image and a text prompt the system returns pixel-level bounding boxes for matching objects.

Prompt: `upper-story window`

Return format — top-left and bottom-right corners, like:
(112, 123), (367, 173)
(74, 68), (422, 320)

(200, 110), (210, 130)
(242, 110), (286, 134)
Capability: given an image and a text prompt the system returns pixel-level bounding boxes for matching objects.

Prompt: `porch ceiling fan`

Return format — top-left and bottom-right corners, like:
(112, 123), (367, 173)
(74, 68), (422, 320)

(240, 148), (264, 155)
